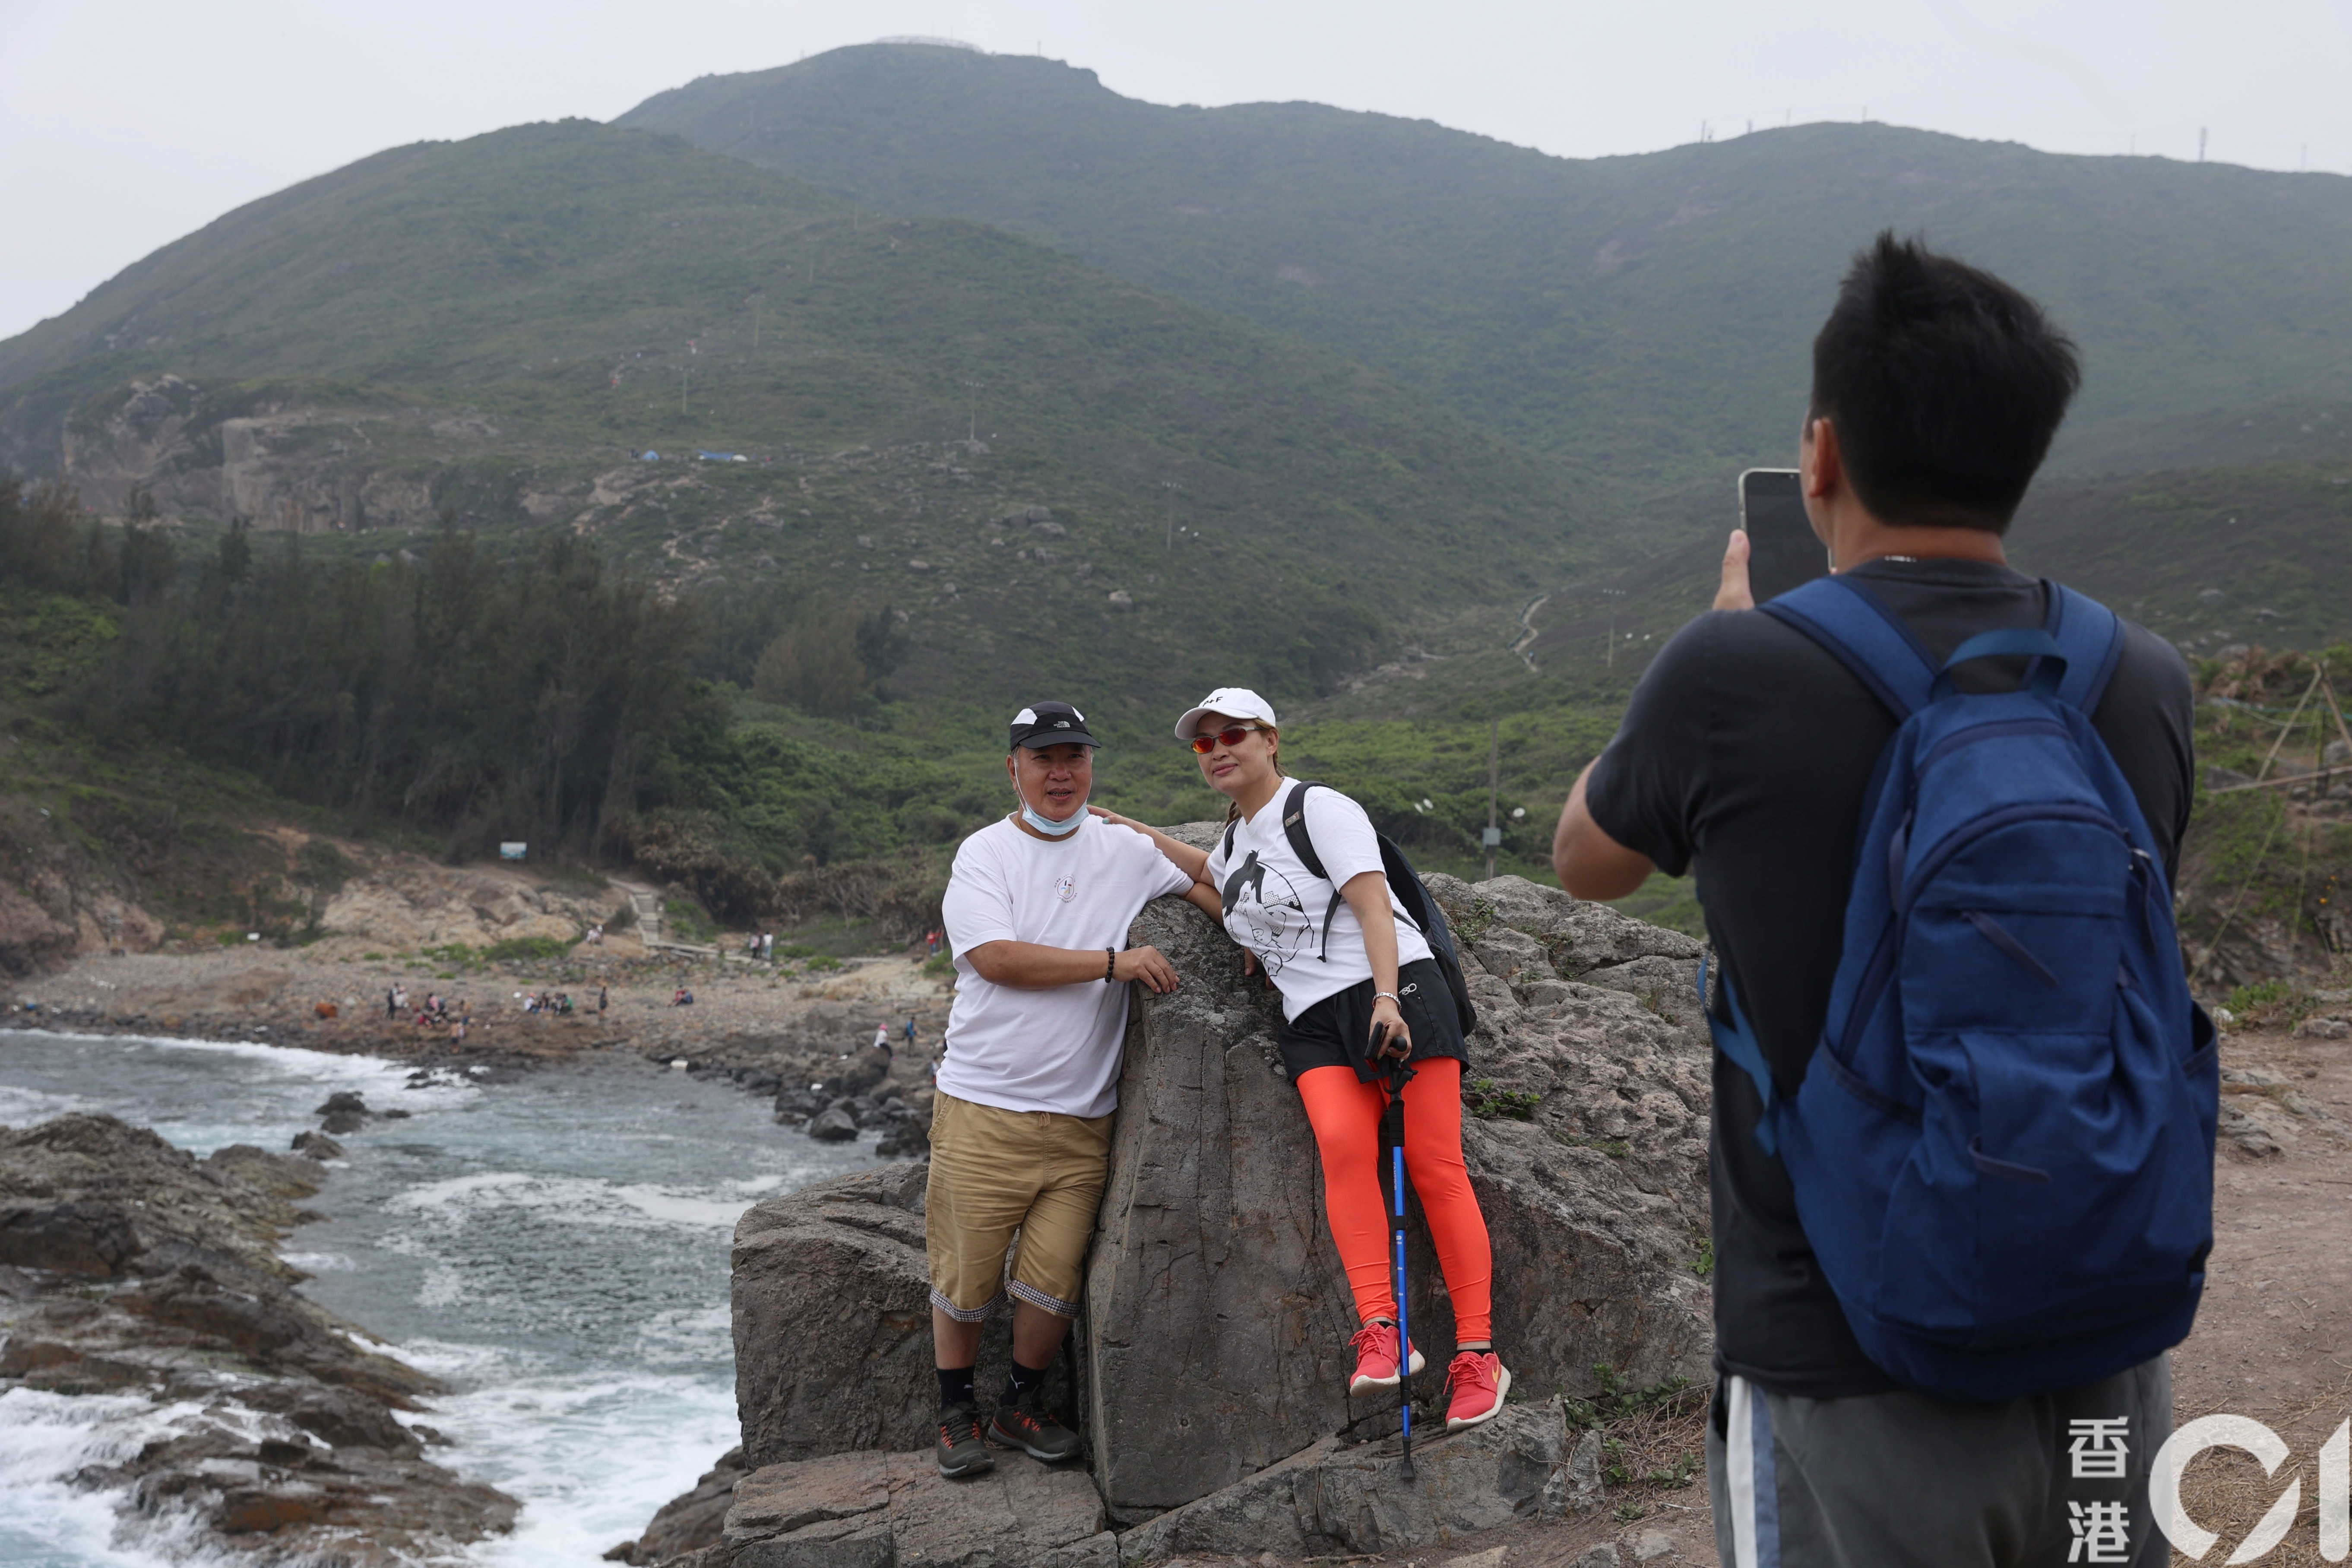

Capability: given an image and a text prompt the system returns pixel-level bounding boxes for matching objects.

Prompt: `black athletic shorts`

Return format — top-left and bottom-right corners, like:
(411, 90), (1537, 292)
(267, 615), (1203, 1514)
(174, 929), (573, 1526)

(1276, 957), (1468, 1084)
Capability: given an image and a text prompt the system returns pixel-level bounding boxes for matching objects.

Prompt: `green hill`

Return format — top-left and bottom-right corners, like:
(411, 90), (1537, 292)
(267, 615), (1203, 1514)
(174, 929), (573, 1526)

(0, 119), (1614, 710)
(618, 44), (2352, 489)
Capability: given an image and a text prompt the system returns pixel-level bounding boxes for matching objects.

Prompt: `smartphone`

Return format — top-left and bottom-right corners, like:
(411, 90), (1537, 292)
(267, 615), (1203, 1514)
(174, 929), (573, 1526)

(1738, 468), (1828, 604)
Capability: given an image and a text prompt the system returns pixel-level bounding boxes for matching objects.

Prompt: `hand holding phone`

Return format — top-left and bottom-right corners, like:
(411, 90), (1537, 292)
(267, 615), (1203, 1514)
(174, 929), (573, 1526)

(1738, 468), (1828, 604)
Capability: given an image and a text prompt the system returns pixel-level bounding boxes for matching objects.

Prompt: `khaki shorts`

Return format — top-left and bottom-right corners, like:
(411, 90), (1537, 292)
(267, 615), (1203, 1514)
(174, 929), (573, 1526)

(926, 1091), (1113, 1322)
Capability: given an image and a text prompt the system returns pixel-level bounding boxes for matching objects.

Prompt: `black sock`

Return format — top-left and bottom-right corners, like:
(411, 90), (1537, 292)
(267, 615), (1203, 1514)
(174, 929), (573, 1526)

(1002, 1356), (1049, 1404)
(938, 1366), (976, 1409)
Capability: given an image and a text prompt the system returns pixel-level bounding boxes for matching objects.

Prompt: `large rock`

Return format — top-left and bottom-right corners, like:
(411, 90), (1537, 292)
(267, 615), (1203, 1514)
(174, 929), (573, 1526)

(1084, 866), (1713, 1518)
(731, 1163), (1074, 1468)
(724, 1450), (1111, 1568)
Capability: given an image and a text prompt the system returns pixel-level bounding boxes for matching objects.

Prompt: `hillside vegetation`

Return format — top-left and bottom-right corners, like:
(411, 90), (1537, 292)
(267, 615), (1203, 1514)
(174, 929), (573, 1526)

(620, 43), (2352, 491)
(0, 118), (1615, 712)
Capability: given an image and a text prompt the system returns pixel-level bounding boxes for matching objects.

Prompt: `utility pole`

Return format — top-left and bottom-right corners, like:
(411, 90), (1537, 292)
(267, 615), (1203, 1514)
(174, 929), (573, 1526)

(1162, 481), (1182, 549)
(1483, 718), (1501, 881)
(2200, 127), (2208, 162)
(962, 380), (984, 443)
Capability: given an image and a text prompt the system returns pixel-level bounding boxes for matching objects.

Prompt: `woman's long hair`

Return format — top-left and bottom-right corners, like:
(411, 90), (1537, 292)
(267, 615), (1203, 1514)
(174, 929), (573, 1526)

(1221, 725), (1284, 824)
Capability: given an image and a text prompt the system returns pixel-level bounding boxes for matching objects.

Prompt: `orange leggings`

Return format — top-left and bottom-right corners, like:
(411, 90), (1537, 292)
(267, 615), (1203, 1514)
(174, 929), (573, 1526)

(1295, 1057), (1492, 1343)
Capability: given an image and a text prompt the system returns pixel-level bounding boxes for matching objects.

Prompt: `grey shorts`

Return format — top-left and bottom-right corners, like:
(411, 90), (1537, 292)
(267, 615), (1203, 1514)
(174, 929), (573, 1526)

(1709, 1354), (2171, 1568)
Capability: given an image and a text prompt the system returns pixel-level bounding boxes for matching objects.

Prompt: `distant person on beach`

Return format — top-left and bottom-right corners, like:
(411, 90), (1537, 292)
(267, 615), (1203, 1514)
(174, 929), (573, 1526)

(926, 700), (1218, 1481)
(871, 1022), (893, 1060)
(903, 1017), (917, 1051)
(1552, 235), (2198, 1567)
(384, 988), (397, 1019)
(1103, 687), (1512, 1435)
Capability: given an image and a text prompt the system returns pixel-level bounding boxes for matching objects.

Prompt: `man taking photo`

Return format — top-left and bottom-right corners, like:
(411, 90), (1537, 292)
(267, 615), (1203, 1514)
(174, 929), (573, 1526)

(1554, 234), (2202, 1567)
(928, 700), (1219, 1478)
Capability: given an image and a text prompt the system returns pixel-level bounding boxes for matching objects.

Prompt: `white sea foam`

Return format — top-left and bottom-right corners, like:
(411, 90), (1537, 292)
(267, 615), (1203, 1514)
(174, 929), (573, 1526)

(281, 1251), (356, 1273)
(0, 1029), (876, 1568)
(0, 1390), (232, 1567)
(424, 1371), (743, 1568)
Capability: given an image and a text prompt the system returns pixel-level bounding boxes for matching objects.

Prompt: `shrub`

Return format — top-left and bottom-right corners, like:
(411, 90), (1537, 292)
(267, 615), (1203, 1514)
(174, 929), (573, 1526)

(484, 935), (574, 963)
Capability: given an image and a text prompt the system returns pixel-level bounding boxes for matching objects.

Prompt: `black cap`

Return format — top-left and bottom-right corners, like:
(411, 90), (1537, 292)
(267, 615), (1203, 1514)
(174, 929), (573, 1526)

(1009, 701), (1100, 751)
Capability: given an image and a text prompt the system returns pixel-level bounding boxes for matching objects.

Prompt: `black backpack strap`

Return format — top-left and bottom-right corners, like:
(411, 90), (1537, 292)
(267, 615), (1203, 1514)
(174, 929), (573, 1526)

(1276, 780), (1345, 963)
(1279, 779), (1327, 880)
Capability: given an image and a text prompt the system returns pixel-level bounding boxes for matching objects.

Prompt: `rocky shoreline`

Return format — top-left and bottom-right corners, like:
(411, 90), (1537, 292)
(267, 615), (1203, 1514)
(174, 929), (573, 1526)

(0, 1109), (517, 1564)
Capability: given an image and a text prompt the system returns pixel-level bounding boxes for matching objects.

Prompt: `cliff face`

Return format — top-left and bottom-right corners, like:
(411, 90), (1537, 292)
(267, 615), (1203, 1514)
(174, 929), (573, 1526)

(720, 864), (1715, 1558)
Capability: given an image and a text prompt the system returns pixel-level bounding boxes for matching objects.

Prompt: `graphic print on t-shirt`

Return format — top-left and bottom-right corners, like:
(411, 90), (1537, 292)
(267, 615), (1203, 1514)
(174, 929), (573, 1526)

(1221, 849), (1310, 977)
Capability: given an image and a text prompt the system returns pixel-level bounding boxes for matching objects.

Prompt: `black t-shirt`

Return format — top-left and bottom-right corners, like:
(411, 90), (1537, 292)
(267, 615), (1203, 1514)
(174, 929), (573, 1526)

(1585, 558), (2195, 1398)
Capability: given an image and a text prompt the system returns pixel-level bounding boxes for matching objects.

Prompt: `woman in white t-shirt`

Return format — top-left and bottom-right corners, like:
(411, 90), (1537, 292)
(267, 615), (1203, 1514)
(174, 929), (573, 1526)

(1094, 685), (1510, 1434)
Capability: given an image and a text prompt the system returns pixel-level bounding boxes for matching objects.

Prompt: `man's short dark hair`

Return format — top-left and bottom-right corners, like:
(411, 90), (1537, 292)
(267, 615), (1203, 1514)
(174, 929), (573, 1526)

(1811, 232), (2081, 532)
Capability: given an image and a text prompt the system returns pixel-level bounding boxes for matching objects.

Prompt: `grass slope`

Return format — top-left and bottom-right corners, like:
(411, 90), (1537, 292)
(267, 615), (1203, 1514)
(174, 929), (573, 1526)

(619, 44), (2352, 488)
(0, 119), (1614, 709)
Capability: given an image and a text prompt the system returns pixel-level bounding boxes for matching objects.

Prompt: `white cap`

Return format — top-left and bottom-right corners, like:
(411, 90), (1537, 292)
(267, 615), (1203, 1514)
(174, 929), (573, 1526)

(1172, 686), (1280, 740)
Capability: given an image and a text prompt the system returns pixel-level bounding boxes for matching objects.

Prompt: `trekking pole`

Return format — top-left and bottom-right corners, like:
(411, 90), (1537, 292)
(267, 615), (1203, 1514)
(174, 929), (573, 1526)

(1382, 1054), (1418, 1481)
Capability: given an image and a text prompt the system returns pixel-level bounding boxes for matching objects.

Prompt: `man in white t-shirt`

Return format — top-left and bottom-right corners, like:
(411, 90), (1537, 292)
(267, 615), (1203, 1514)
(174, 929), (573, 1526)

(927, 700), (1218, 1479)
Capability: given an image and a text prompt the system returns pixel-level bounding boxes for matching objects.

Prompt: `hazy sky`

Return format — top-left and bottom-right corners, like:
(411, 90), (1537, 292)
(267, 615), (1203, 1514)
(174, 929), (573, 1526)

(3, 0), (2345, 341)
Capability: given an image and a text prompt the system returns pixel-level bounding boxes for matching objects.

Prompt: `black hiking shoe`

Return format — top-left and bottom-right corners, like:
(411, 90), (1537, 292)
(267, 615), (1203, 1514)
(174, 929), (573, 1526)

(988, 1389), (1084, 1463)
(937, 1401), (995, 1478)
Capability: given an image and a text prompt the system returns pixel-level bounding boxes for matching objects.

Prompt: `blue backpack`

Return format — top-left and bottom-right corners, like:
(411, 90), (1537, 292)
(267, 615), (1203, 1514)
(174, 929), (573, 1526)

(1703, 576), (2219, 1402)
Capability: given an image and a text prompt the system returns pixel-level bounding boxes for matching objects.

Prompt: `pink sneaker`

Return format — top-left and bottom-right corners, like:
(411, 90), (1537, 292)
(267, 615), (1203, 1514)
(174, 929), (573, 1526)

(1445, 1350), (1512, 1431)
(1348, 1321), (1425, 1393)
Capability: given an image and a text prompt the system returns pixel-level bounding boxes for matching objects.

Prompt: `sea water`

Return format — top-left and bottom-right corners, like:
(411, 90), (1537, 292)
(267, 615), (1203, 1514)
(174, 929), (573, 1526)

(0, 1028), (876, 1566)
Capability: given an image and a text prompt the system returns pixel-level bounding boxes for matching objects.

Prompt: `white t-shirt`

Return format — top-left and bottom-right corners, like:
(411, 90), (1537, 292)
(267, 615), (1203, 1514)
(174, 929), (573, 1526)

(937, 814), (1194, 1118)
(1203, 785), (1433, 1022)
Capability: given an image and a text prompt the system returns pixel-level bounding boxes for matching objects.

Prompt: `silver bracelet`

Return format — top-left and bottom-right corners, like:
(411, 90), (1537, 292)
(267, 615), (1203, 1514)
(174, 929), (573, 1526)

(1373, 991), (1400, 1004)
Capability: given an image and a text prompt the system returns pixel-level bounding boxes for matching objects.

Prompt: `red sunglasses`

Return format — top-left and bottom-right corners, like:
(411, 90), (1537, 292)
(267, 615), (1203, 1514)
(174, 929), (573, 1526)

(1189, 725), (1264, 754)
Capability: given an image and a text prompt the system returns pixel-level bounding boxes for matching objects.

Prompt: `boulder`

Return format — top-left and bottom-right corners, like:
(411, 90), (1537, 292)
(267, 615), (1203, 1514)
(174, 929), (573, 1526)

(0, 1198), (143, 1275)
(808, 1108), (861, 1142)
(731, 1164), (1073, 1468)
(725, 1449), (1109, 1568)
(1083, 868), (1712, 1518)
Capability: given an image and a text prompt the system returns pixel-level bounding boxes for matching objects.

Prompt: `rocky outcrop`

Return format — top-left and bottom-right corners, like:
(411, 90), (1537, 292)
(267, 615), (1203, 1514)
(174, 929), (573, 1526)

(719, 862), (1713, 1561)
(1113, 1400), (1580, 1561)
(725, 1447), (1112, 1568)
(731, 1163), (1073, 1469)
(0, 1112), (516, 1563)
(317, 859), (614, 950)
(609, 1447), (750, 1565)
(0, 803), (164, 976)
(1083, 868), (1711, 1518)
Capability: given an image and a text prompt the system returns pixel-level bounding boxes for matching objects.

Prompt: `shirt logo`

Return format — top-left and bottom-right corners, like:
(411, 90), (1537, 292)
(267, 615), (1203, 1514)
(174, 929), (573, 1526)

(1054, 876), (1076, 903)
(1219, 849), (1308, 977)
